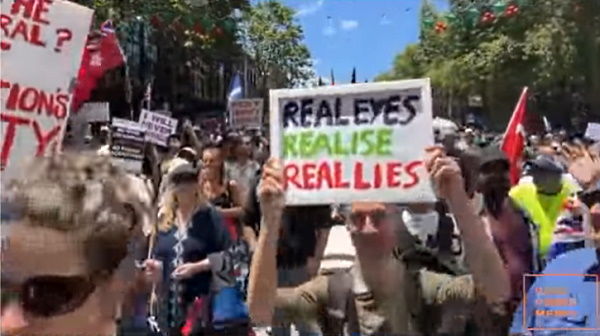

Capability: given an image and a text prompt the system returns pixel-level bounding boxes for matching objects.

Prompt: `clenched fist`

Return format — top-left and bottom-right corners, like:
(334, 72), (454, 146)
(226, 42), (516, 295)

(258, 158), (285, 222)
(425, 146), (465, 201)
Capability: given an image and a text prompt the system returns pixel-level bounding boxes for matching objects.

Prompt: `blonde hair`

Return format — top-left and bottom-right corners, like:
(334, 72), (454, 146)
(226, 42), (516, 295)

(4, 153), (153, 274)
(157, 187), (203, 232)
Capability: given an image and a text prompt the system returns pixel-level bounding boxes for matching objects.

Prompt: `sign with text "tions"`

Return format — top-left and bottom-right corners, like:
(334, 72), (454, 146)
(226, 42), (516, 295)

(230, 98), (263, 129)
(270, 79), (436, 205)
(0, 0), (93, 182)
(139, 109), (178, 147)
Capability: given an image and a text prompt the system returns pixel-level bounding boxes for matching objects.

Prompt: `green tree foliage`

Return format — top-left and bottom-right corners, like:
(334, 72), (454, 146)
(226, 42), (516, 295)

(76, 0), (248, 111)
(87, 0), (244, 51)
(239, 0), (313, 90)
(377, 0), (600, 129)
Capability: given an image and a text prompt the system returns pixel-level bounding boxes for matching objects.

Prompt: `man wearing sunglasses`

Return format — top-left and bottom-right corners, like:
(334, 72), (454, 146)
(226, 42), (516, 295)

(1, 154), (151, 336)
(247, 150), (511, 335)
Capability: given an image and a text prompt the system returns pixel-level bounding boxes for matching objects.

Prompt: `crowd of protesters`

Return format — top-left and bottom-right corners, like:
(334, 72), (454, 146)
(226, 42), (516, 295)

(2, 117), (600, 336)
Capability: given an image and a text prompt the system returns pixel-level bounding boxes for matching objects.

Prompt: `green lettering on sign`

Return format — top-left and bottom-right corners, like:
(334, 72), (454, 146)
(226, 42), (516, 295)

(282, 128), (393, 159)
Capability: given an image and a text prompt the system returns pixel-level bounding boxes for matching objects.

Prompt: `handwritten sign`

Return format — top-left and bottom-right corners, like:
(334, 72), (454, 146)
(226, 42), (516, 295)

(111, 118), (145, 174)
(269, 79), (436, 205)
(139, 109), (178, 146)
(0, 0), (93, 182)
(230, 98), (263, 129)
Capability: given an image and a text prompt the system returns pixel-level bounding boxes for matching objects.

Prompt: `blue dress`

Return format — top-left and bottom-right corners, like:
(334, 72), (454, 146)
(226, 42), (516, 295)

(152, 205), (232, 332)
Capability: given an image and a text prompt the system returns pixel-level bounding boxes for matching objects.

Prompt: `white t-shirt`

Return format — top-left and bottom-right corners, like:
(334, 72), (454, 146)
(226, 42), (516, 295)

(319, 226), (356, 272)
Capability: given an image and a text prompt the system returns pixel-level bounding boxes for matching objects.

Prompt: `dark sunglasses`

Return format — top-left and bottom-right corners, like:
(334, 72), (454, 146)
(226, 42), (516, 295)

(1, 273), (99, 318)
(348, 209), (394, 228)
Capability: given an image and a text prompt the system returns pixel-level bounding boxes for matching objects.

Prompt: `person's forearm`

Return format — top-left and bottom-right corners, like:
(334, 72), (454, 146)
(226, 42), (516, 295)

(243, 226), (258, 252)
(447, 190), (511, 303)
(220, 207), (243, 218)
(248, 213), (281, 326)
(192, 258), (211, 273)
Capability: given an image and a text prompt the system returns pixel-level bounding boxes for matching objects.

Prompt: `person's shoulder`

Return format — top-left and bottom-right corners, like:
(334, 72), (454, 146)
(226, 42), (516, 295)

(190, 204), (218, 223)
(541, 247), (597, 275)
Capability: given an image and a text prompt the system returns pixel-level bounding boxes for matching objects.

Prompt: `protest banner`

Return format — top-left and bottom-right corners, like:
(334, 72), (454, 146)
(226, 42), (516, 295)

(76, 102), (110, 122)
(230, 98), (263, 129)
(0, 0), (93, 181)
(113, 117), (141, 129)
(139, 109), (178, 146)
(269, 79), (436, 205)
(110, 118), (145, 174)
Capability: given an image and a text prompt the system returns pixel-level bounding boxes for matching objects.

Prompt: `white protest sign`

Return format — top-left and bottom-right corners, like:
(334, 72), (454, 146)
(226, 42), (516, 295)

(585, 123), (600, 141)
(113, 117), (141, 129)
(270, 79), (436, 205)
(139, 109), (178, 146)
(230, 98), (263, 129)
(0, 0), (93, 182)
(110, 119), (145, 174)
(76, 102), (110, 122)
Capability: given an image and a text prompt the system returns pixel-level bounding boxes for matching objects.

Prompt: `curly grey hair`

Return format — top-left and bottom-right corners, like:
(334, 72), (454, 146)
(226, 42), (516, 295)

(2, 153), (153, 275)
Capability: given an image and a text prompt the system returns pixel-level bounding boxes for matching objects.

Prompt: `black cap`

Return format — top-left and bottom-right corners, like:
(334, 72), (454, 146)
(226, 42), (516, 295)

(479, 145), (509, 169)
(526, 155), (564, 174)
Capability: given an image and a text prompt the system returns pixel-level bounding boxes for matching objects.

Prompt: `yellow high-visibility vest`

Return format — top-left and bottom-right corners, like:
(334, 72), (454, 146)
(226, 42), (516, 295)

(509, 181), (575, 256)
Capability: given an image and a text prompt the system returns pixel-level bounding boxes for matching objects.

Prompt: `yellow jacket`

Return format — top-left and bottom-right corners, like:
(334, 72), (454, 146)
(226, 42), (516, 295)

(509, 180), (578, 255)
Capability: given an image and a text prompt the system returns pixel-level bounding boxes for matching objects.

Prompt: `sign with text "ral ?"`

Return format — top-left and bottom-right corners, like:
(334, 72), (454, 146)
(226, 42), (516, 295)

(139, 109), (178, 147)
(0, 0), (93, 183)
(270, 79), (436, 205)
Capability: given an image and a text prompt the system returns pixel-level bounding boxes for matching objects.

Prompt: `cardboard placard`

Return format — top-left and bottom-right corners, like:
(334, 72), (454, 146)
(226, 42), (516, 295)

(269, 79), (436, 205)
(139, 109), (178, 146)
(76, 102), (110, 122)
(110, 119), (145, 174)
(0, 0), (93, 182)
(230, 98), (263, 129)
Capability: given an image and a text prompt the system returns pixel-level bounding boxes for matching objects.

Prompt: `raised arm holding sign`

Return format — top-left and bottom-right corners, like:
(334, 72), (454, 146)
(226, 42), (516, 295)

(269, 79), (436, 205)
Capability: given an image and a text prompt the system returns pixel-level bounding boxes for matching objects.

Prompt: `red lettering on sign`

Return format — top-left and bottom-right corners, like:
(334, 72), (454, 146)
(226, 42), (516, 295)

(302, 163), (317, 190)
(0, 113), (62, 171)
(11, 0), (53, 24)
(354, 162), (371, 190)
(0, 14), (47, 49)
(1, 0), (73, 52)
(387, 162), (402, 188)
(403, 161), (423, 189)
(283, 160), (424, 191)
(1, 79), (69, 120)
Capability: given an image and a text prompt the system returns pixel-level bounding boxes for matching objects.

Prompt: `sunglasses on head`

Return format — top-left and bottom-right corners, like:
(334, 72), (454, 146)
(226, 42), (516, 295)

(1, 273), (100, 318)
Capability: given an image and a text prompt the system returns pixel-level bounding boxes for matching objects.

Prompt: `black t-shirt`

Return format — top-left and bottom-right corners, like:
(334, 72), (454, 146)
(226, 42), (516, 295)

(242, 172), (331, 268)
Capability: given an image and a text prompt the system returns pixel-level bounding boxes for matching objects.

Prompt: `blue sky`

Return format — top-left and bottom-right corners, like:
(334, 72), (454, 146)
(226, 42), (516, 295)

(280, 0), (449, 84)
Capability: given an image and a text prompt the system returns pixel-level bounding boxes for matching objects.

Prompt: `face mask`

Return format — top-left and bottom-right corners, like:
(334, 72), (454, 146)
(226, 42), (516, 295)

(402, 210), (439, 245)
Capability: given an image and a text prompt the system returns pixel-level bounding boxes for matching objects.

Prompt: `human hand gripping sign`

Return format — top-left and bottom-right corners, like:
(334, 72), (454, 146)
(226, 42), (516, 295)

(258, 158), (285, 228)
(425, 146), (465, 201)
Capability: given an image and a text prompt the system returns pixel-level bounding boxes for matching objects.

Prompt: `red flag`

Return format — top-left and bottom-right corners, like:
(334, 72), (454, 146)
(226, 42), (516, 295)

(71, 20), (126, 113)
(98, 20), (125, 71)
(501, 87), (528, 185)
(71, 38), (100, 113)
